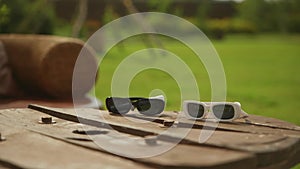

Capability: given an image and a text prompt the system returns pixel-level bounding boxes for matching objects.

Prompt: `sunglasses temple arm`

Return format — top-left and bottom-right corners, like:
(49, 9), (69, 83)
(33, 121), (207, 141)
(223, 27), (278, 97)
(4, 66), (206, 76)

(241, 109), (249, 118)
(129, 97), (146, 101)
(149, 95), (165, 101)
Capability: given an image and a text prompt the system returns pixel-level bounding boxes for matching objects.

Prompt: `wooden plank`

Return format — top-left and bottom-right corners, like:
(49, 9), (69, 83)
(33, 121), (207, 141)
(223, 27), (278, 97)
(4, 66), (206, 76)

(103, 113), (300, 168)
(242, 114), (300, 131)
(185, 129), (300, 168)
(26, 105), (300, 168)
(173, 111), (300, 131)
(259, 145), (300, 169)
(125, 110), (300, 137)
(26, 104), (282, 140)
(28, 104), (299, 141)
(125, 111), (300, 168)
(0, 128), (152, 169)
(120, 110), (300, 138)
(0, 108), (257, 169)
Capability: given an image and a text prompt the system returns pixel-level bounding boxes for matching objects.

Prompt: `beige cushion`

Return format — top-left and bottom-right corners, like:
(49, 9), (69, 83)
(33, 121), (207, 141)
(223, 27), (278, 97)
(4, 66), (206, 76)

(0, 34), (98, 99)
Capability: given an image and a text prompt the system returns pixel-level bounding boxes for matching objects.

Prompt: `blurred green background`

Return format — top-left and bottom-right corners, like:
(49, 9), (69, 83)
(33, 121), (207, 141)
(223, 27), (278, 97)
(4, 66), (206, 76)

(0, 0), (299, 127)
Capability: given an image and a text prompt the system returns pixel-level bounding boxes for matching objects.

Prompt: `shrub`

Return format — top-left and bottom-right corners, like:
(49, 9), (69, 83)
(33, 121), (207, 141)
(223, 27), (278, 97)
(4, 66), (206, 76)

(206, 18), (230, 40)
(287, 14), (300, 33)
(229, 18), (257, 34)
(0, 0), (56, 34)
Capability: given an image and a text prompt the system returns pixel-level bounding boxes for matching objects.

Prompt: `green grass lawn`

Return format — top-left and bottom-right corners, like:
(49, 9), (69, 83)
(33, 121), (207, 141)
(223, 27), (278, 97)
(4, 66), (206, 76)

(95, 33), (300, 126)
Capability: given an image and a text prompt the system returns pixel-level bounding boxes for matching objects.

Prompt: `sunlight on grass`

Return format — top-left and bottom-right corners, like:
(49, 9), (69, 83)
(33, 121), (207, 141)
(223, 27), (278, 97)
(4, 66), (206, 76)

(95, 34), (300, 125)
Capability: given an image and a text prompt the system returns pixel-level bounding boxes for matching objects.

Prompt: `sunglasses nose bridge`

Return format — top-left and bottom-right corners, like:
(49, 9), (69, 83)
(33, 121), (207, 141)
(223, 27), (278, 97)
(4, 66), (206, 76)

(200, 104), (209, 113)
(131, 101), (138, 110)
(132, 99), (140, 105)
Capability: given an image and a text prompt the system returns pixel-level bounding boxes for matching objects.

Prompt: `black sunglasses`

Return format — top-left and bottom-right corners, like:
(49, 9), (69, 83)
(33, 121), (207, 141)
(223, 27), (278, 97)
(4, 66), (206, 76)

(105, 96), (165, 116)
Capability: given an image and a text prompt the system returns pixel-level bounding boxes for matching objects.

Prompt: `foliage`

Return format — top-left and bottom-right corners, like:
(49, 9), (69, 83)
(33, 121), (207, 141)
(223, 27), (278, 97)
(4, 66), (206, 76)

(237, 0), (300, 33)
(288, 14), (300, 33)
(1, 0), (300, 36)
(147, 0), (172, 13)
(229, 18), (257, 33)
(102, 4), (119, 25)
(0, 0), (56, 34)
(203, 18), (257, 40)
(206, 19), (230, 39)
(0, 0), (9, 27)
(193, 0), (300, 39)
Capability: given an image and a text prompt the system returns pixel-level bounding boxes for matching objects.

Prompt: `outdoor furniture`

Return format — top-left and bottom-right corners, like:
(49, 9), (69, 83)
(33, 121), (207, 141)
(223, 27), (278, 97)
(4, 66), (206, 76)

(0, 104), (299, 169)
(0, 34), (99, 109)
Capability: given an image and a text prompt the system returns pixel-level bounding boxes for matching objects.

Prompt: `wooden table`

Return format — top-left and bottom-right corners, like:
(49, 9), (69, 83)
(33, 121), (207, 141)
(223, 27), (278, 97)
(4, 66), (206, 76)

(0, 104), (299, 169)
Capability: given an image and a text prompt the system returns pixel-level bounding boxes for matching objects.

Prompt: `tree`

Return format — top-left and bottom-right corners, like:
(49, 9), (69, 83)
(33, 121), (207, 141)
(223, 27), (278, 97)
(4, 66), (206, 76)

(72, 0), (88, 38)
(0, 0), (56, 34)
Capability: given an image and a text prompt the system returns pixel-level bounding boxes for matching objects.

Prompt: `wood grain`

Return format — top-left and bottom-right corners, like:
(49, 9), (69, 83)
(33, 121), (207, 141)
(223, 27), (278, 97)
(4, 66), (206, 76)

(0, 108), (256, 169)
(0, 127), (152, 169)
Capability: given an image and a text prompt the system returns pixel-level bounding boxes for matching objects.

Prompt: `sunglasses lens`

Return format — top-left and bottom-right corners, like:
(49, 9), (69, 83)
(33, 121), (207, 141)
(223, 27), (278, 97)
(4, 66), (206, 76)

(106, 97), (131, 114)
(136, 99), (164, 116)
(187, 103), (205, 118)
(212, 104), (235, 120)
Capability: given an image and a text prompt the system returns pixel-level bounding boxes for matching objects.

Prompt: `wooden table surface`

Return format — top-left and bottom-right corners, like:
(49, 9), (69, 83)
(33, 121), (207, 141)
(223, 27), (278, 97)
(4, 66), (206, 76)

(0, 104), (299, 169)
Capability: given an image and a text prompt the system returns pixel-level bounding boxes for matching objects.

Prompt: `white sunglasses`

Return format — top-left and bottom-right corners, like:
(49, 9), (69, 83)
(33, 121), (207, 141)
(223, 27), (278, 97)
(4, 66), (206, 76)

(183, 100), (248, 122)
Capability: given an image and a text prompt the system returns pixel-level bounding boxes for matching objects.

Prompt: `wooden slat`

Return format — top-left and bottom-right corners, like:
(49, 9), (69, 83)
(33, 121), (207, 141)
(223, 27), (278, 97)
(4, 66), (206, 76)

(186, 129), (300, 168)
(28, 105), (298, 140)
(0, 108), (257, 169)
(125, 110), (300, 137)
(0, 127), (152, 169)
(28, 105), (299, 141)
(242, 114), (300, 131)
(125, 111), (300, 168)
